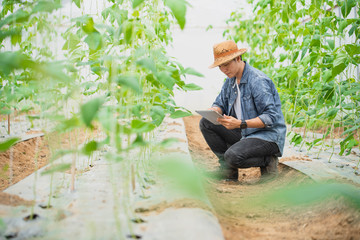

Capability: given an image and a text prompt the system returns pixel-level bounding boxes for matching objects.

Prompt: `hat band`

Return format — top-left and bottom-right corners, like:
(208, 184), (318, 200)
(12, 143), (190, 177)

(214, 48), (240, 59)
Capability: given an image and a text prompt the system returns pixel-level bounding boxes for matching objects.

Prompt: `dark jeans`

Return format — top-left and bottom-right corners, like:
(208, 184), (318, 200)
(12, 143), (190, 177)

(199, 117), (279, 170)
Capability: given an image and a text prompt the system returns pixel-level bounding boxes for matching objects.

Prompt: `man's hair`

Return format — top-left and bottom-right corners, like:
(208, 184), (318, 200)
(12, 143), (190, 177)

(234, 56), (242, 61)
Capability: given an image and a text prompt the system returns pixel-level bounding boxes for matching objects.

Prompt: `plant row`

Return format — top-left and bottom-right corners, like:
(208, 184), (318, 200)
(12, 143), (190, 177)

(225, 0), (360, 161)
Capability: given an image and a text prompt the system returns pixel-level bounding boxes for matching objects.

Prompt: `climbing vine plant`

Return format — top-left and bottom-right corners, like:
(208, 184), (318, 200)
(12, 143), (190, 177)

(0, 0), (201, 154)
(225, 0), (360, 160)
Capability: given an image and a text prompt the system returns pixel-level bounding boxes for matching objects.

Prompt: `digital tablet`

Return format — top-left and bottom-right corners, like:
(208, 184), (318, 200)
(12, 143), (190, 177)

(195, 110), (224, 125)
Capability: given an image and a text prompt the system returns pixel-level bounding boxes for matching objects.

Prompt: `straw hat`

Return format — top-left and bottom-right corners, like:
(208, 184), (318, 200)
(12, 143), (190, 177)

(209, 40), (247, 69)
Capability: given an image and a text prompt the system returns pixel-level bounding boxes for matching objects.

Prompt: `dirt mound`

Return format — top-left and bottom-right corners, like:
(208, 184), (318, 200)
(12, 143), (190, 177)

(183, 115), (360, 240)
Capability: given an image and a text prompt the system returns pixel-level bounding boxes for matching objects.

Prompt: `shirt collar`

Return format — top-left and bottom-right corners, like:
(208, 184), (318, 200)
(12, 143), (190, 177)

(232, 61), (248, 88)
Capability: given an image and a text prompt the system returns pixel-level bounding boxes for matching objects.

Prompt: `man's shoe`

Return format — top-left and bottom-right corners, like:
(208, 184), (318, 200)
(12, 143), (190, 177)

(260, 156), (278, 181)
(205, 167), (238, 181)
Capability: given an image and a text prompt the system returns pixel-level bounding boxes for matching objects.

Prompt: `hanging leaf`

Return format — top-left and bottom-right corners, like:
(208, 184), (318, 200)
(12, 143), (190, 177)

(131, 119), (156, 133)
(150, 106), (165, 126)
(116, 75), (142, 94)
(0, 9), (30, 28)
(84, 32), (102, 50)
(32, 1), (62, 14)
(0, 138), (20, 152)
(326, 39), (335, 50)
(80, 97), (105, 127)
(170, 110), (192, 119)
(183, 67), (204, 77)
(72, 0), (82, 8)
(322, 69), (333, 82)
(182, 83), (203, 91)
(10, 33), (21, 46)
(136, 58), (157, 73)
(133, 0), (145, 8)
(123, 20), (133, 44)
(163, 0), (187, 30)
(332, 51), (349, 77)
(325, 108), (339, 119)
(341, 0), (356, 18)
(345, 43), (360, 57)
(83, 140), (99, 156)
(156, 71), (175, 90)
(62, 33), (80, 52)
(338, 19), (356, 34)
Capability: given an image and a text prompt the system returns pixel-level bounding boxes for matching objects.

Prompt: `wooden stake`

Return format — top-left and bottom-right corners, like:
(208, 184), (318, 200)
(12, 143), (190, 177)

(131, 164), (135, 192)
(7, 114), (10, 135)
(71, 154), (76, 192)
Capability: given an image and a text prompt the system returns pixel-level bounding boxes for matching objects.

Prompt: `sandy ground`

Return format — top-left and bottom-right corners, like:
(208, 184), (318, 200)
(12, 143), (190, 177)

(1, 116), (360, 240)
(0, 129), (94, 206)
(183, 115), (360, 240)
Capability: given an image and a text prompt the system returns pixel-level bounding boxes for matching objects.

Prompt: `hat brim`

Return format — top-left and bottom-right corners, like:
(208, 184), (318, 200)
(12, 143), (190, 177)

(208, 49), (247, 69)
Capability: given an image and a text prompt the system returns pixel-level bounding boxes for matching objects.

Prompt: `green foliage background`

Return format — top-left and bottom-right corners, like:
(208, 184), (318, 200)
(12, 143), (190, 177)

(225, 0), (360, 158)
(0, 0), (202, 155)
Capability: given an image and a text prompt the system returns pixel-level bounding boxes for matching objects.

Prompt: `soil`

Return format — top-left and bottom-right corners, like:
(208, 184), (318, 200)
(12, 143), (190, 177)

(0, 129), (93, 206)
(183, 115), (360, 240)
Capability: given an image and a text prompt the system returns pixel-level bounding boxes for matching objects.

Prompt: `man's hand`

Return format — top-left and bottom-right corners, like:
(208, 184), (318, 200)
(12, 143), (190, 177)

(208, 107), (223, 115)
(217, 115), (241, 130)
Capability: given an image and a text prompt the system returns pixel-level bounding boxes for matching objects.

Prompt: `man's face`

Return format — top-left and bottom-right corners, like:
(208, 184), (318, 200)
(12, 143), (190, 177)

(218, 59), (238, 78)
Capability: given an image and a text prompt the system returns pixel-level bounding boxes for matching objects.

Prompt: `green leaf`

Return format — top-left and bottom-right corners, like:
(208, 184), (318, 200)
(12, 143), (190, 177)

(123, 21), (133, 44)
(326, 39), (335, 50)
(0, 138), (20, 152)
(133, 0), (145, 8)
(170, 110), (192, 119)
(136, 58), (157, 73)
(84, 32), (102, 50)
(0, 9), (30, 28)
(55, 116), (81, 132)
(116, 75), (142, 94)
(183, 67), (204, 77)
(156, 71), (175, 90)
(279, 54), (287, 62)
(322, 69), (333, 82)
(41, 163), (71, 175)
(345, 44), (360, 57)
(341, 0), (356, 18)
(338, 19), (356, 34)
(182, 83), (203, 91)
(10, 33), (21, 46)
(80, 97), (105, 127)
(131, 119), (156, 133)
(62, 33), (80, 52)
(0, 52), (34, 76)
(83, 140), (99, 156)
(32, 1), (61, 14)
(325, 108), (339, 119)
(310, 35), (320, 48)
(163, 0), (187, 30)
(332, 51), (349, 77)
(150, 106), (165, 126)
(72, 0), (82, 8)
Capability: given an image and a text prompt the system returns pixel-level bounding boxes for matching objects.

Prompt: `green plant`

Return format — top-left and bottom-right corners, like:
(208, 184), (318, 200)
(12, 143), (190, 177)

(225, 0), (360, 165)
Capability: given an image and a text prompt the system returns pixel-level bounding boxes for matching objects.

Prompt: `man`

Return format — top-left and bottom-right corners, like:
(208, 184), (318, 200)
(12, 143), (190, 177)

(200, 40), (286, 182)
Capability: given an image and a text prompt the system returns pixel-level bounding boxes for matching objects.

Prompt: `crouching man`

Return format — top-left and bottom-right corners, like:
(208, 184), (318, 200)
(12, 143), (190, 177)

(200, 40), (286, 182)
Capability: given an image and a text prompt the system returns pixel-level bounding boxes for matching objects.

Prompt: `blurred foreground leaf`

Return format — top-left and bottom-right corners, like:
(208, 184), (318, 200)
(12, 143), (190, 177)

(170, 110), (192, 118)
(80, 97), (105, 127)
(0, 138), (20, 152)
(163, 0), (187, 30)
(41, 163), (71, 175)
(256, 182), (360, 209)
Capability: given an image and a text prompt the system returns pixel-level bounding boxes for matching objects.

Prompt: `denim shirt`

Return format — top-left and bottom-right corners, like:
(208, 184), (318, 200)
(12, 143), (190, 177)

(212, 62), (286, 157)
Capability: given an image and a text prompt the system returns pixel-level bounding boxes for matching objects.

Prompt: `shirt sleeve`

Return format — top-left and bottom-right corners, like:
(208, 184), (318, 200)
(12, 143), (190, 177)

(251, 77), (279, 128)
